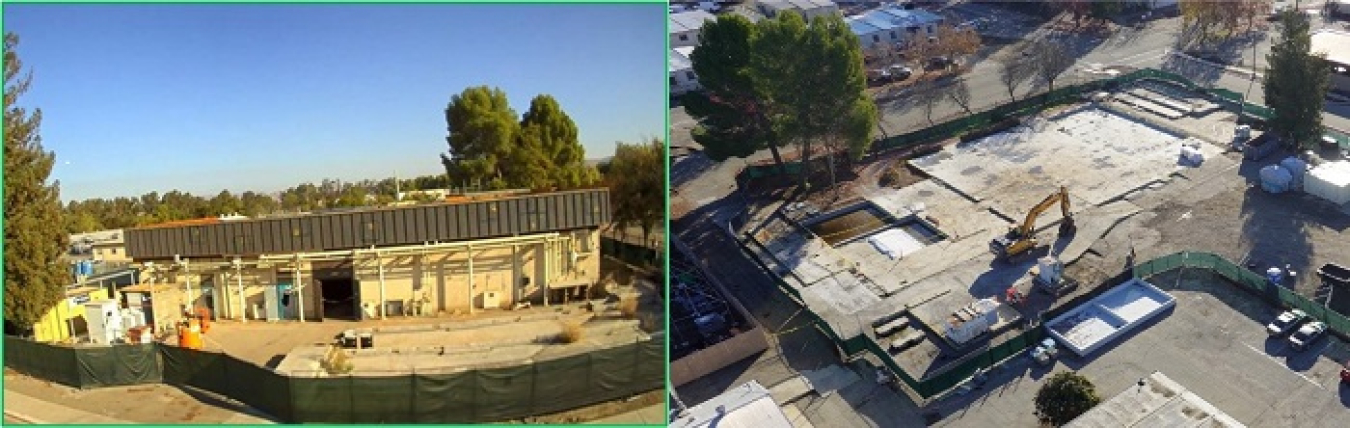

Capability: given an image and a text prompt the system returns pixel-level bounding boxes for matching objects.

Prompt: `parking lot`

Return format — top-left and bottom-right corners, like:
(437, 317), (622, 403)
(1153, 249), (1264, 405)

(929, 268), (1350, 427)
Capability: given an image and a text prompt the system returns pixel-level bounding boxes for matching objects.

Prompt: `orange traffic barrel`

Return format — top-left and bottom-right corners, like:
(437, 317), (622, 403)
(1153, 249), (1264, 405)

(178, 324), (203, 350)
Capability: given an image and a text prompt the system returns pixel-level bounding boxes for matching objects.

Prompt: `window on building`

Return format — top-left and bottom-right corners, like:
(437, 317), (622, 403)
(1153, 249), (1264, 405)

(679, 34), (689, 41)
(891, 31), (898, 40)
(686, 71), (697, 81)
(671, 76), (679, 86)
(927, 26), (934, 35)
(872, 34), (880, 43)
(111, 248), (117, 255)
(908, 27), (919, 34)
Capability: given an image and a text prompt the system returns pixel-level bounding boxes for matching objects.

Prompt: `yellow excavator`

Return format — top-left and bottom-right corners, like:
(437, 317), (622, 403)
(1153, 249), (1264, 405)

(989, 186), (1076, 262)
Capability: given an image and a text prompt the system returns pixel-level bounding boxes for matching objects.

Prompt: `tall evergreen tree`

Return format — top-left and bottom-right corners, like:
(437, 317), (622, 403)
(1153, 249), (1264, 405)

(443, 87), (598, 190)
(754, 12), (876, 189)
(684, 15), (790, 170)
(4, 33), (68, 335)
(519, 95), (599, 189)
(606, 138), (664, 243)
(1264, 9), (1329, 148)
(442, 86), (519, 189)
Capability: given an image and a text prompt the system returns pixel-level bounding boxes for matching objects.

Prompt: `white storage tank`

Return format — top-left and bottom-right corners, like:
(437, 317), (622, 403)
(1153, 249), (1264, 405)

(84, 300), (123, 345)
(1260, 165), (1293, 194)
(1305, 161), (1350, 205)
(1280, 157), (1309, 188)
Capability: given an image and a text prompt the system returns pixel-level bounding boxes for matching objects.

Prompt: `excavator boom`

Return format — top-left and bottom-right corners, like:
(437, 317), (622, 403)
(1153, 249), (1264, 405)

(990, 186), (1075, 261)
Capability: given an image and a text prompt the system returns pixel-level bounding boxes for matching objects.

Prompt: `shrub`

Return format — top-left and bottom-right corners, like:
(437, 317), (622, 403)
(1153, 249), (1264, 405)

(617, 296), (640, 319)
(1034, 371), (1102, 426)
(558, 321), (584, 344)
(880, 167), (902, 187)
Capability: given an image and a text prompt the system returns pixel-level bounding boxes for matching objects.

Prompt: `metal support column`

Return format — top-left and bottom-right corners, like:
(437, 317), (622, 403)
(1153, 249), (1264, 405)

(378, 253), (387, 320)
(295, 258), (305, 323)
(512, 244), (519, 308)
(543, 241), (550, 307)
(183, 260), (193, 317)
(236, 263), (246, 323)
(468, 247), (475, 315)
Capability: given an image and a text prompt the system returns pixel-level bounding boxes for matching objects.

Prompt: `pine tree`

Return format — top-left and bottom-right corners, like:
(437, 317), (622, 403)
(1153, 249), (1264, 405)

(4, 33), (69, 335)
(1264, 9), (1330, 149)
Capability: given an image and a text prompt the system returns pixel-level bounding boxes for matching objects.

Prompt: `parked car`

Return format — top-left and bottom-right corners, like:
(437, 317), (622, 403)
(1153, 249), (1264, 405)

(1266, 309), (1309, 336)
(927, 56), (955, 70)
(867, 68), (891, 86)
(887, 64), (913, 81)
(1289, 321), (1327, 351)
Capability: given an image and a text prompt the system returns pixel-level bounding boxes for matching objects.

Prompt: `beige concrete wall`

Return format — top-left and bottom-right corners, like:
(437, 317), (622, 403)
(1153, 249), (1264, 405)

(351, 230), (601, 316)
(670, 326), (771, 387)
(139, 229), (603, 321)
(93, 244), (130, 262)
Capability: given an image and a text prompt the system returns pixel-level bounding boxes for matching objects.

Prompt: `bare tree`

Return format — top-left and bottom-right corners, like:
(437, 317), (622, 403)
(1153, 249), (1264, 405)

(997, 51), (1033, 102)
(913, 79), (945, 125)
(931, 25), (983, 66)
(1028, 39), (1075, 93)
(945, 79), (975, 115)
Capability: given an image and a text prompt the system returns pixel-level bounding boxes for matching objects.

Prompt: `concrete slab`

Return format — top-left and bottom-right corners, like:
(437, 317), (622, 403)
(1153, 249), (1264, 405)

(275, 320), (648, 376)
(910, 107), (1202, 226)
(801, 365), (862, 395)
(780, 403), (818, 428)
(769, 376), (813, 404)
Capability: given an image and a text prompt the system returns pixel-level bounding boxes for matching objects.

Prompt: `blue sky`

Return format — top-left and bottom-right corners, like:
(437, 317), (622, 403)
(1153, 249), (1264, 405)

(3, 4), (666, 202)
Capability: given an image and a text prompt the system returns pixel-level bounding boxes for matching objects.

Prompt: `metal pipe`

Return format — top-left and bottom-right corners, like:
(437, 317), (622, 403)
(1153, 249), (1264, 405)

(256, 232), (562, 262)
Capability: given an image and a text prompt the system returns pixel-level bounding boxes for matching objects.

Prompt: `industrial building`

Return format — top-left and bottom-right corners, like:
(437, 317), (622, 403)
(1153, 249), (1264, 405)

(845, 4), (944, 51)
(123, 189), (610, 331)
(758, 0), (840, 21)
(670, 9), (716, 48)
(1311, 29), (1350, 94)
(671, 46), (701, 97)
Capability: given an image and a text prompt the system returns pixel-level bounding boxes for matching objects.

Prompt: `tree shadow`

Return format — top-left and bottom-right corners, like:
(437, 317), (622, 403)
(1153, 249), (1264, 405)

(1238, 164), (1350, 296)
(169, 384), (280, 423)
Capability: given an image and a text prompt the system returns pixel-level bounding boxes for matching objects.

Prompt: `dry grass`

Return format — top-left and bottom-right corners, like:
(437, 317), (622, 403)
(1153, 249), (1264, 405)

(558, 321), (584, 344)
(617, 296), (639, 319)
(322, 346), (354, 375)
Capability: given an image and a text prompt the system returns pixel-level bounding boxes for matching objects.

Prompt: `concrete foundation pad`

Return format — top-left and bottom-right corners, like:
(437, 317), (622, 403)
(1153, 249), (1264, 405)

(910, 107), (1214, 223)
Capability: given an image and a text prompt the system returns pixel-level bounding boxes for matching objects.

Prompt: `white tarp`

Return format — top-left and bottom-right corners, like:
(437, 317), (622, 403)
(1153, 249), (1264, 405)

(866, 228), (926, 260)
(1306, 161), (1350, 205)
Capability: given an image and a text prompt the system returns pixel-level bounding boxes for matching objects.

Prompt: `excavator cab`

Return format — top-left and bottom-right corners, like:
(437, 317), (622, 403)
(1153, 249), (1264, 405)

(989, 186), (1075, 262)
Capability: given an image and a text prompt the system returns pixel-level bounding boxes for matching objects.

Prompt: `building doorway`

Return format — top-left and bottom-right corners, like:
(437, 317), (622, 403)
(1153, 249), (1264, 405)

(320, 278), (358, 320)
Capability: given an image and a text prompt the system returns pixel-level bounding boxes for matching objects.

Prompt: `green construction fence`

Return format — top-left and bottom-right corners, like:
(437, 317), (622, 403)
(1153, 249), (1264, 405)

(4, 336), (663, 423)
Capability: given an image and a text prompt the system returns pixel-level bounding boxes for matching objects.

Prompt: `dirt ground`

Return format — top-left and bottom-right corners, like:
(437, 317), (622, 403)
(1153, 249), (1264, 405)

(4, 369), (268, 424)
(198, 256), (659, 368)
(511, 389), (665, 424)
